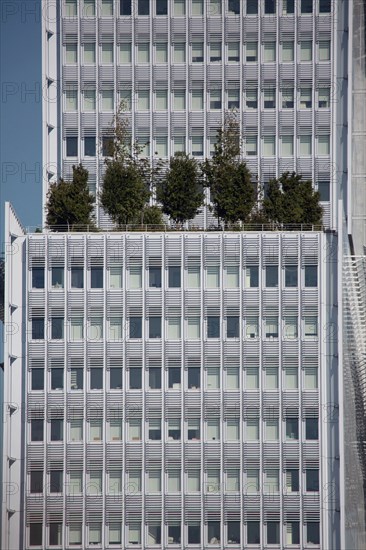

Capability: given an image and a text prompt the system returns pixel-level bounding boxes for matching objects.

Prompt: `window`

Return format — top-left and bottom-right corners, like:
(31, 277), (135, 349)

(101, 89), (114, 111)
(192, 136), (203, 157)
(307, 523), (320, 544)
(101, 0), (113, 15)
(167, 266), (180, 288)
(167, 317), (181, 339)
(30, 471), (43, 493)
(29, 524), (43, 546)
(210, 42), (221, 62)
(149, 266), (161, 288)
(285, 366), (298, 389)
(174, 136), (186, 153)
(173, 90), (185, 110)
(84, 89), (96, 111)
(207, 316), (220, 338)
(207, 265), (219, 288)
(69, 471), (82, 494)
(283, 0), (294, 13)
(300, 88), (312, 109)
(156, 89), (168, 110)
(319, 0), (331, 13)
(129, 368), (142, 389)
(109, 523), (122, 545)
(306, 469), (319, 492)
(148, 470), (161, 492)
(247, 0), (258, 14)
(89, 524), (102, 545)
(149, 316), (161, 338)
(266, 265), (278, 287)
(101, 43), (113, 63)
(31, 369), (44, 391)
(306, 418), (318, 440)
(50, 470), (63, 493)
(168, 524), (181, 543)
(305, 265), (317, 287)
(188, 367), (200, 390)
(282, 41), (294, 61)
(188, 523), (201, 544)
(120, 0), (131, 15)
(228, 42), (239, 62)
(149, 367), (161, 390)
(265, 0), (275, 13)
(227, 521), (240, 544)
(148, 419), (161, 441)
(228, 89), (240, 109)
(130, 317), (142, 338)
(71, 367), (83, 390)
(109, 266), (122, 289)
(263, 136), (275, 156)
(187, 265), (200, 287)
(66, 136), (78, 157)
(247, 522), (260, 544)
(319, 40), (331, 61)
(285, 316), (298, 339)
(90, 368), (103, 390)
(32, 267), (44, 289)
(227, 316), (239, 338)
(65, 0), (77, 16)
(246, 470), (259, 493)
(246, 419), (259, 440)
(51, 419), (63, 442)
(246, 317), (259, 339)
(89, 317), (103, 340)
(148, 525), (161, 545)
(120, 42), (132, 63)
(51, 368), (64, 390)
(301, 0), (313, 13)
(91, 266), (103, 288)
(266, 366), (279, 388)
(225, 265), (239, 288)
(300, 41), (312, 61)
(70, 318), (83, 340)
(227, 419), (239, 440)
(286, 469), (299, 492)
(84, 43), (96, 66)
(51, 266), (64, 289)
(264, 89), (276, 108)
(70, 419), (83, 441)
(207, 419), (220, 441)
(89, 419), (102, 441)
(110, 367), (122, 389)
(305, 367), (318, 389)
(210, 89), (222, 110)
(51, 317), (64, 339)
(264, 470), (279, 494)
(84, 137), (96, 156)
(286, 418), (299, 440)
(287, 522), (300, 545)
(65, 88), (77, 111)
(267, 522), (280, 544)
(227, 469), (240, 492)
(128, 470), (141, 492)
(109, 419), (122, 441)
(244, 136), (257, 157)
(192, 42), (204, 62)
(188, 418), (200, 440)
(299, 135), (312, 156)
(226, 367), (239, 389)
(31, 419), (43, 442)
(246, 42), (257, 62)
(192, 0), (203, 15)
(168, 367), (181, 389)
(281, 135), (294, 156)
(245, 266), (259, 287)
(192, 89), (204, 110)
(156, 0), (167, 15)
(282, 87), (294, 108)
(264, 42), (276, 62)
(69, 524), (82, 545)
(265, 317), (278, 338)
(207, 521), (220, 544)
(265, 420), (278, 443)
(138, 0), (149, 15)
(32, 318), (44, 340)
(109, 471), (122, 494)
(168, 419), (181, 441)
(66, 43), (77, 63)
(207, 367), (220, 390)
(188, 470), (200, 492)
(71, 266), (83, 288)
(285, 265), (298, 287)
(173, 43), (186, 63)
(318, 135), (330, 155)
(156, 136), (168, 157)
(318, 180), (330, 202)
(305, 316), (318, 337)
(129, 266), (142, 288)
(128, 524), (141, 545)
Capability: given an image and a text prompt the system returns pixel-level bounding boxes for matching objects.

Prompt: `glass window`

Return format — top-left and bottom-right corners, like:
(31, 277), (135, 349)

(149, 367), (161, 390)
(188, 523), (201, 544)
(192, 90), (204, 110)
(50, 470), (63, 493)
(281, 135), (294, 156)
(173, 90), (185, 110)
(187, 265), (200, 287)
(306, 417), (318, 440)
(71, 266), (83, 288)
(130, 317), (142, 338)
(69, 524), (82, 545)
(207, 521), (220, 543)
(174, 0), (185, 15)
(31, 419), (43, 442)
(30, 471), (43, 493)
(109, 471), (122, 494)
(84, 136), (96, 157)
(31, 369), (44, 391)
(50, 419), (63, 441)
(120, 0), (131, 15)
(51, 267), (64, 289)
(265, 317), (278, 338)
(266, 419), (279, 440)
(110, 266), (122, 288)
(89, 524), (102, 545)
(227, 521), (240, 544)
(207, 265), (219, 288)
(32, 318), (44, 340)
(138, 0), (149, 15)
(120, 42), (132, 63)
(156, 136), (168, 157)
(228, 89), (240, 109)
(305, 367), (318, 389)
(110, 317), (122, 341)
(51, 317), (64, 339)
(188, 470), (200, 492)
(148, 525), (161, 545)
(84, 89), (96, 111)
(168, 419), (181, 441)
(282, 41), (294, 62)
(285, 366), (298, 389)
(71, 368), (83, 390)
(207, 419), (220, 441)
(305, 265), (317, 287)
(299, 135), (312, 156)
(207, 367), (220, 389)
(128, 524), (141, 545)
(246, 419), (259, 440)
(319, 40), (331, 61)
(227, 419), (239, 440)
(227, 316), (239, 338)
(210, 42), (221, 62)
(65, 88), (77, 111)
(228, 42), (240, 62)
(226, 266), (239, 288)
(168, 266), (181, 287)
(247, 0), (258, 14)
(188, 418), (200, 440)
(32, 267), (44, 289)
(263, 136), (275, 156)
(265, 470), (279, 493)
(91, 266), (103, 288)
(101, 43), (113, 63)
(284, 316), (298, 339)
(318, 180), (330, 201)
(227, 469), (240, 492)
(148, 419), (161, 441)
(267, 522), (280, 544)
(29, 524), (43, 546)
(301, 0), (313, 13)
(263, 42), (276, 62)
(148, 470), (161, 492)
(102, 89), (114, 111)
(51, 368), (64, 390)
(226, 367), (239, 389)
(282, 87), (294, 108)
(228, 0), (240, 14)
(192, 0), (203, 15)
(167, 317), (181, 339)
(246, 42), (257, 62)
(69, 471), (82, 494)
(192, 136), (203, 156)
(305, 316), (318, 337)
(89, 419), (102, 441)
(65, 0), (77, 16)
(129, 419), (142, 441)
(245, 266), (259, 287)
(168, 367), (181, 389)
(66, 43), (77, 64)
(210, 89), (222, 110)
(156, 0), (167, 15)
(306, 469), (319, 492)
(319, 0), (331, 13)
(156, 89), (168, 110)
(245, 136), (257, 156)
(286, 522), (300, 545)
(71, 318), (83, 340)
(286, 469), (299, 492)
(246, 317), (259, 339)
(266, 265), (278, 287)
(90, 368), (103, 390)
(174, 43), (186, 63)
(130, 368), (142, 389)
(168, 525), (181, 543)
(265, 368), (279, 389)
(318, 135), (330, 155)
(300, 41), (312, 61)
(246, 470), (259, 493)
(187, 317), (200, 339)
(283, 0), (294, 13)
(300, 88), (312, 109)
(70, 419), (83, 441)
(286, 418), (298, 440)
(89, 317), (103, 340)
(149, 316), (161, 338)
(129, 266), (142, 288)
(101, 0), (113, 15)
(110, 367), (122, 389)
(84, 43), (96, 65)
(188, 367), (200, 389)
(247, 522), (260, 544)
(207, 316), (220, 338)
(285, 265), (298, 287)
(192, 42), (204, 62)
(264, 89), (276, 109)
(307, 523), (320, 544)
(66, 136), (78, 157)
(109, 523), (122, 545)
(265, 0), (276, 13)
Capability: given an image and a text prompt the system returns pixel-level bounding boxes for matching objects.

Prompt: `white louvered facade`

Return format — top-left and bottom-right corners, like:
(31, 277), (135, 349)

(41, 0), (342, 228)
(2, 223), (340, 550)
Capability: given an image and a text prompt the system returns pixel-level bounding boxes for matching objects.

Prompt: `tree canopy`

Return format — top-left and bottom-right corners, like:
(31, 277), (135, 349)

(203, 114), (256, 225)
(46, 164), (95, 231)
(156, 152), (204, 224)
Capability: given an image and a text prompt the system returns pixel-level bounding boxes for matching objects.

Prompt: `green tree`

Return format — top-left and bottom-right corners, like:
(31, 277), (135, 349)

(203, 114), (256, 225)
(141, 205), (165, 227)
(262, 172), (323, 226)
(100, 102), (153, 227)
(156, 152), (204, 224)
(46, 164), (95, 231)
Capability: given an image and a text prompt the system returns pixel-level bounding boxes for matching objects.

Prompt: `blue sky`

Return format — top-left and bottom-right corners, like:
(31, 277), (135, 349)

(0, 0), (42, 240)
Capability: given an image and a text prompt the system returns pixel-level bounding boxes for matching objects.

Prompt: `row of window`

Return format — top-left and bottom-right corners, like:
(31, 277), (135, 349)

(64, 133), (331, 158)
(30, 364), (319, 392)
(64, 0), (331, 18)
(30, 417), (319, 443)
(32, 264), (318, 289)
(65, 87), (333, 113)
(65, 40), (331, 65)
(31, 314), (319, 341)
(29, 518), (320, 546)
(29, 467), (319, 495)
